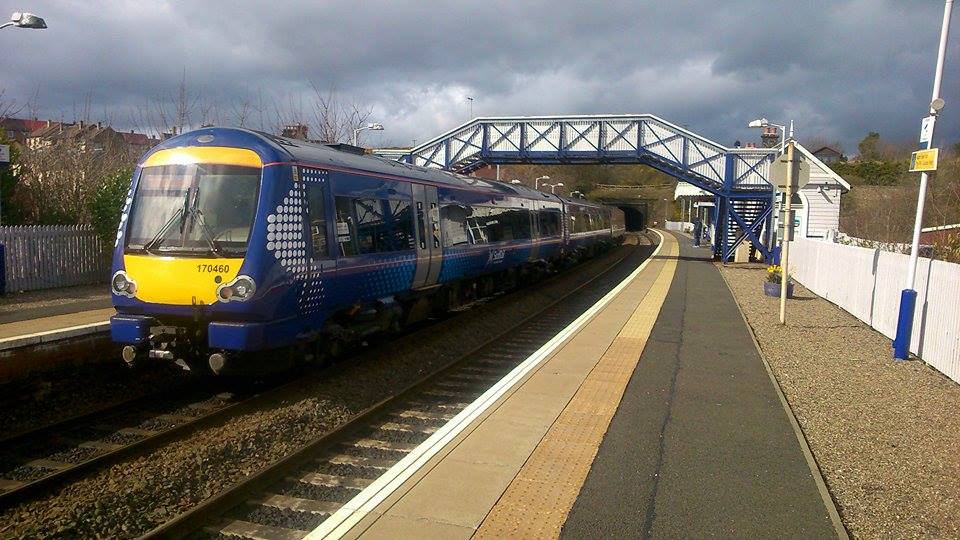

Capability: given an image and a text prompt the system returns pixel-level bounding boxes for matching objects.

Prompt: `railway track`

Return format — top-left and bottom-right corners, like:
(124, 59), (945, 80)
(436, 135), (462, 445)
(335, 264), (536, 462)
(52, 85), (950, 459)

(0, 380), (288, 508)
(144, 234), (655, 539)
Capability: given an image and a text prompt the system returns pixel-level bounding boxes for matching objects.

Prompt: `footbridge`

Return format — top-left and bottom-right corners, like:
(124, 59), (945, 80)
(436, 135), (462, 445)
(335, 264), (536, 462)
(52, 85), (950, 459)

(385, 115), (777, 261)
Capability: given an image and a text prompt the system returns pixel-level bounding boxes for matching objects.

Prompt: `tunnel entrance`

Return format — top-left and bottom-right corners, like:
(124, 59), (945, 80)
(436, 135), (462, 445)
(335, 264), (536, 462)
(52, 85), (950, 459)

(595, 198), (648, 232)
(619, 206), (646, 231)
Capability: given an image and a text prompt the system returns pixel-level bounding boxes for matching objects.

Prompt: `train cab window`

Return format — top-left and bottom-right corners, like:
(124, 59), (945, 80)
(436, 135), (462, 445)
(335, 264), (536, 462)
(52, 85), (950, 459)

(440, 204), (471, 247)
(335, 197), (357, 256)
(305, 183), (328, 258)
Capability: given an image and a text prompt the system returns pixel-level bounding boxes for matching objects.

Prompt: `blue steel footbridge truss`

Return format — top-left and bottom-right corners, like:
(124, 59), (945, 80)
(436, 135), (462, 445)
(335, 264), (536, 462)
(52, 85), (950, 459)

(389, 115), (777, 261)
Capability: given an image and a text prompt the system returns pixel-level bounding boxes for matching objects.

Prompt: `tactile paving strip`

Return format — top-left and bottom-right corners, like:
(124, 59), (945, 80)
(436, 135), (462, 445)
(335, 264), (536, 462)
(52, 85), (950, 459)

(474, 235), (679, 539)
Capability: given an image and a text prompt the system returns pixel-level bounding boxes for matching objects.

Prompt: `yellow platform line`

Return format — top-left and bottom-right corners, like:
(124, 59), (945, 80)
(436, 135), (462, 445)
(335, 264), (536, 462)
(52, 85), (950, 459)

(474, 233), (679, 539)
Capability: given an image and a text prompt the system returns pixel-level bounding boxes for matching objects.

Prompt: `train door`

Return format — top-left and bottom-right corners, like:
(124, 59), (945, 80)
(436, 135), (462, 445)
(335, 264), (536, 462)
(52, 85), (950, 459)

(411, 184), (442, 289)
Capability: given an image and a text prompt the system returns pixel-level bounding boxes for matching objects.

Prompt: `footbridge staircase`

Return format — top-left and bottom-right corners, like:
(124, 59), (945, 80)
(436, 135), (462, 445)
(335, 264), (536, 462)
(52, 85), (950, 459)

(384, 115), (777, 261)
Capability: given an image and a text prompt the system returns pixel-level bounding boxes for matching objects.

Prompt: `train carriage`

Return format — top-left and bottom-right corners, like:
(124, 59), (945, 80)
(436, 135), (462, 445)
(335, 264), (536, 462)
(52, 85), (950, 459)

(110, 127), (616, 374)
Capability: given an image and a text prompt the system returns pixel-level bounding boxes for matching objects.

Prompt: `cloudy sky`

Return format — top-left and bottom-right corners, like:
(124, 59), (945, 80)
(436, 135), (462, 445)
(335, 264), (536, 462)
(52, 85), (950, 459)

(2, 0), (958, 153)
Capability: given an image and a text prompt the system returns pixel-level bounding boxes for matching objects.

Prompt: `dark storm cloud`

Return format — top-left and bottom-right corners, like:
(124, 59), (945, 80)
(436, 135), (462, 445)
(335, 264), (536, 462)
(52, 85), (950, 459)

(1, 0), (956, 151)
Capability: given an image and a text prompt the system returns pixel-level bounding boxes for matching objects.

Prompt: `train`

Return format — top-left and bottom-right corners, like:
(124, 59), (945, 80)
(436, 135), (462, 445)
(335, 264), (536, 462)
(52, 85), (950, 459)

(109, 127), (621, 375)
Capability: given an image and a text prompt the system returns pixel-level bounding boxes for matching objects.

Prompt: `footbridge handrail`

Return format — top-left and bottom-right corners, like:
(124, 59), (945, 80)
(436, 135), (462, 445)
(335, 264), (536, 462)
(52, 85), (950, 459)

(396, 114), (775, 194)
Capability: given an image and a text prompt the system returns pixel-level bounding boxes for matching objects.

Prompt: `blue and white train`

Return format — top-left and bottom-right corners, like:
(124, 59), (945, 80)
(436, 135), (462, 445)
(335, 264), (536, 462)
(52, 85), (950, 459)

(109, 127), (619, 374)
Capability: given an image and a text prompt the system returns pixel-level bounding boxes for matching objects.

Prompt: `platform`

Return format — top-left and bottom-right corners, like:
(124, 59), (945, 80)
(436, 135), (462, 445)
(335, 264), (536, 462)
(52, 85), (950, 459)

(0, 307), (113, 351)
(310, 231), (842, 539)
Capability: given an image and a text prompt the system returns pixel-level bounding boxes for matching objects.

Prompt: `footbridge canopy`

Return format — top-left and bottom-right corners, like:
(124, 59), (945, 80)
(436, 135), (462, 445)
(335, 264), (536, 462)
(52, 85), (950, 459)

(378, 115), (779, 261)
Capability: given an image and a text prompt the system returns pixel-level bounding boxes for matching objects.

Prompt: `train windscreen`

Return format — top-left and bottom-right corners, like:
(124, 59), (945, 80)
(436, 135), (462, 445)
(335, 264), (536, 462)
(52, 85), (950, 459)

(125, 163), (260, 256)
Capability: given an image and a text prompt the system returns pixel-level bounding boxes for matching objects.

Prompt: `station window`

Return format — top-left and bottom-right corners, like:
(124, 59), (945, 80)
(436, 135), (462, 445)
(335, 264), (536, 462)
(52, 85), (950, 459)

(305, 183), (328, 258)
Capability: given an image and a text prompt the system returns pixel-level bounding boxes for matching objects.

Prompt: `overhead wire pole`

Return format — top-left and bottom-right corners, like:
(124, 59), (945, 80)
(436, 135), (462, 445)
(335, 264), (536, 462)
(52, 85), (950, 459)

(893, 0), (953, 360)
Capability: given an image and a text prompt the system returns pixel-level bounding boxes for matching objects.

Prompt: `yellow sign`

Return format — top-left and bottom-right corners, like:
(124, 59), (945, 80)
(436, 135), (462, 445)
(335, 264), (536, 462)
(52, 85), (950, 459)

(910, 148), (939, 172)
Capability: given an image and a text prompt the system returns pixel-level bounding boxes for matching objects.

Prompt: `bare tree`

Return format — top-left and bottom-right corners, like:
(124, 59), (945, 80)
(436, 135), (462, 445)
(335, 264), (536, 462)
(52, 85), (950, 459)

(308, 82), (372, 143)
(0, 89), (23, 121)
(131, 70), (204, 138)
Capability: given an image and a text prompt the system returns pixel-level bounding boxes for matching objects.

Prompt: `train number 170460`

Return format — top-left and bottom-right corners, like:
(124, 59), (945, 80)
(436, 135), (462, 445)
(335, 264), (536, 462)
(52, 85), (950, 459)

(197, 264), (230, 273)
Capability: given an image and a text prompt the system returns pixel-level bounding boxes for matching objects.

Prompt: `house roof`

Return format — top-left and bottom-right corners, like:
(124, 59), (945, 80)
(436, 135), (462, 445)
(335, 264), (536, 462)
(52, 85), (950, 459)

(811, 145), (843, 156)
(794, 142), (852, 191)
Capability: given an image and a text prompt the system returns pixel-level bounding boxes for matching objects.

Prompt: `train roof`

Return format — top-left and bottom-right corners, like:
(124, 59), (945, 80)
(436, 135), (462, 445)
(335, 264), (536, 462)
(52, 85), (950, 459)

(145, 127), (566, 203)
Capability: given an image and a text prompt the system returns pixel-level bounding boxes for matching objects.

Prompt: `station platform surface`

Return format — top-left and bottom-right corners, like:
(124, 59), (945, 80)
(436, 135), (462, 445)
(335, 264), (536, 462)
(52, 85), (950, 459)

(0, 307), (113, 350)
(322, 231), (842, 539)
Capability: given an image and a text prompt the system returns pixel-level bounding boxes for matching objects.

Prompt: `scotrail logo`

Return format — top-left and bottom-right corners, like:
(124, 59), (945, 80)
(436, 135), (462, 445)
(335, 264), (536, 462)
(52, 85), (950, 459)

(488, 249), (506, 264)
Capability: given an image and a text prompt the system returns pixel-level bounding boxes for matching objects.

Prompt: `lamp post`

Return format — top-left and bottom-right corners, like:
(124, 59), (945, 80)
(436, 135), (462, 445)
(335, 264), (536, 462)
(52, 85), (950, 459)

(750, 117), (796, 325)
(467, 97), (474, 119)
(0, 11), (46, 30)
(894, 0), (954, 360)
(352, 122), (384, 147)
(535, 175), (550, 190)
(551, 182), (564, 194)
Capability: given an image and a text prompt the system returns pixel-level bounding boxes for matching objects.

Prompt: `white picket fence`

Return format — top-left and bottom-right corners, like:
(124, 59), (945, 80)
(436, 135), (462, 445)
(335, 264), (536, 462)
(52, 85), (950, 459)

(0, 226), (111, 293)
(790, 237), (960, 384)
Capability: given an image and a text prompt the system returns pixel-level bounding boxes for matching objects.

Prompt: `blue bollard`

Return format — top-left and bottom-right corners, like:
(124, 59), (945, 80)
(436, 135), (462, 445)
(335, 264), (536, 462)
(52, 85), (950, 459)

(892, 288), (917, 360)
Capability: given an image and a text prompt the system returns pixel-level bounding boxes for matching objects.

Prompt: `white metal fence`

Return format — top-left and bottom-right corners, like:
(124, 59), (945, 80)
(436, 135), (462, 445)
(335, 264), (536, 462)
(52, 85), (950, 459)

(790, 238), (960, 384)
(0, 225), (111, 293)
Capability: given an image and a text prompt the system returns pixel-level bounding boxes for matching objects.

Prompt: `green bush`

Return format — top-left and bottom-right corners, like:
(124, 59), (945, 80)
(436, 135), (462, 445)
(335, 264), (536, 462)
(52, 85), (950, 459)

(88, 167), (133, 245)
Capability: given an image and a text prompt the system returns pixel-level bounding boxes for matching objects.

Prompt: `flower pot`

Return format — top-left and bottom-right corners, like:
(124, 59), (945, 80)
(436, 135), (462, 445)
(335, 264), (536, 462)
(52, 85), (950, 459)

(763, 281), (793, 298)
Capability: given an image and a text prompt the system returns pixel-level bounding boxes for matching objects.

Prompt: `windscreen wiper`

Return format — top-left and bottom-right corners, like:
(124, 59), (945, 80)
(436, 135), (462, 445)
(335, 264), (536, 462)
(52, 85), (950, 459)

(142, 207), (184, 253)
(190, 208), (223, 256)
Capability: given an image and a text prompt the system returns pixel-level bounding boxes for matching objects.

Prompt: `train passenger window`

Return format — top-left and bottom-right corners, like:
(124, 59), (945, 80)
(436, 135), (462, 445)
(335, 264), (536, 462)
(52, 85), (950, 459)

(537, 210), (561, 237)
(440, 204), (471, 247)
(511, 209), (532, 240)
(305, 183), (328, 258)
(387, 199), (415, 251)
(335, 197), (357, 256)
(354, 198), (392, 254)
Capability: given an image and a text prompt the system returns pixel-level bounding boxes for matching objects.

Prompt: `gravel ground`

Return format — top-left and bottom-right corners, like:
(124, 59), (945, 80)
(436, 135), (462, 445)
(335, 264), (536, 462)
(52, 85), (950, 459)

(719, 264), (960, 540)
(0, 363), (191, 437)
(0, 242), (647, 538)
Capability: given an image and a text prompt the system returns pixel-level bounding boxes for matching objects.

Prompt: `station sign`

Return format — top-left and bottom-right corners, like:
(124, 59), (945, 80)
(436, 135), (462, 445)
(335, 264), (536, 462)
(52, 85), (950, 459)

(919, 116), (935, 145)
(909, 148), (939, 172)
(770, 153), (810, 189)
(0, 144), (9, 164)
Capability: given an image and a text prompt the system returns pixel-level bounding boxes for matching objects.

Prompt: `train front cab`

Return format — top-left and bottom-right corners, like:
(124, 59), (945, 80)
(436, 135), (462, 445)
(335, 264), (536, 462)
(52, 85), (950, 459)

(109, 144), (276, 366)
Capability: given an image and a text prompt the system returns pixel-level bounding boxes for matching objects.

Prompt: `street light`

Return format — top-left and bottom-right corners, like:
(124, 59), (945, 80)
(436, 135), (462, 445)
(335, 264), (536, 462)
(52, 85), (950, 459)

(747, 117), (790, 148)
(467, 97), (474, 119)
(535, 175), (550, 190)
(894, 0), (954, 361)
(551, 182), (564, 194)
(749, 116), (797, 325)
(351, 122), (384, 147)
(1, 12), (46, 30)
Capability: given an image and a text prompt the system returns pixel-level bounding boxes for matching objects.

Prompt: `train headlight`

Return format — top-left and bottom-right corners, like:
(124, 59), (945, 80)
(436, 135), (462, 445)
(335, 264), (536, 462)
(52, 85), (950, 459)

(111, 271), (137, 297)
(217, 275), (256, 303)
